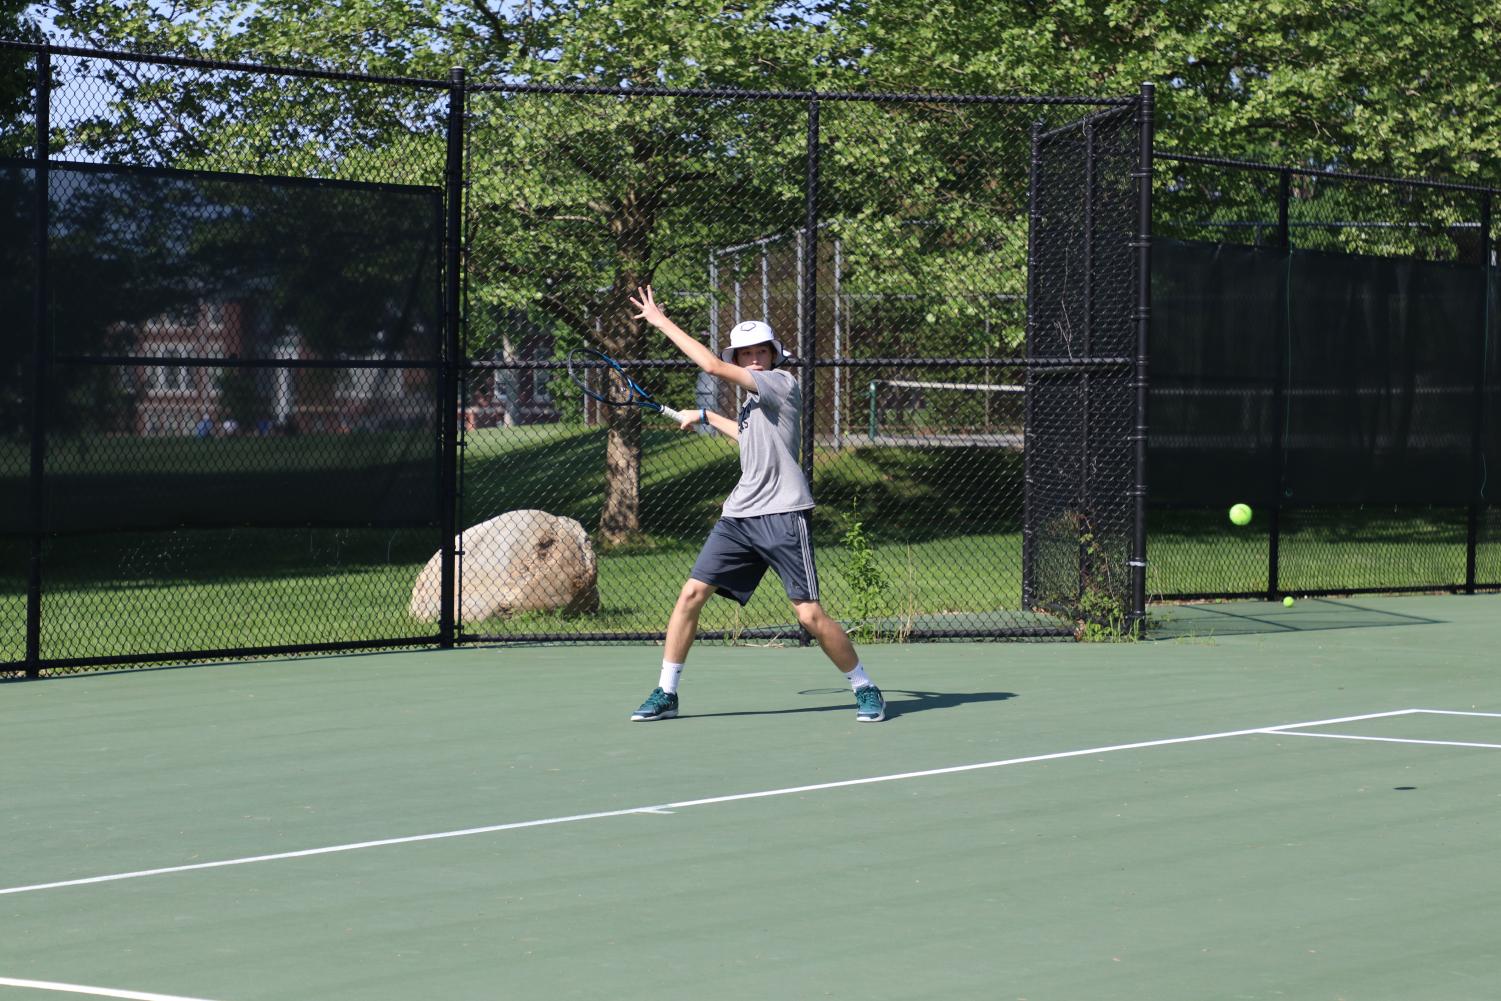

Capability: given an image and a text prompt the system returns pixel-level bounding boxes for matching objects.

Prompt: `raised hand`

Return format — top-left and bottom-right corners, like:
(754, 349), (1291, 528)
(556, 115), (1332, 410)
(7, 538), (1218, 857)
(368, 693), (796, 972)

(629, 285), (668, 329)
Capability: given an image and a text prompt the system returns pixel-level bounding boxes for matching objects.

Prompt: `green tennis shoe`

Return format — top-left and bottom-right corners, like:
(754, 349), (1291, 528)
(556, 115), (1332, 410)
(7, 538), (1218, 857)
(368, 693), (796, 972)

(854, 683), (886, 722)
(631, 687), (679, 722)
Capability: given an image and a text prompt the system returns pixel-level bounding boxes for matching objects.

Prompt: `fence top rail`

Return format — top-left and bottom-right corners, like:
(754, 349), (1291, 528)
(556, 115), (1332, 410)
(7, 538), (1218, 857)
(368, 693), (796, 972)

(1158, 149), (1501, 198)
(0, 37), (1135, 106)
(469, 80), (1134, 105)
(1180, 219), (1487, 231)
(0, 152), (441, 194)
(0, 37), (452, 89)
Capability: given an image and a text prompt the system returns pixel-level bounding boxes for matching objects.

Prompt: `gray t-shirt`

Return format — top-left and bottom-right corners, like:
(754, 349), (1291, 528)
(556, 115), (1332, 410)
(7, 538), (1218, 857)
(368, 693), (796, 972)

(721, 368), (815, 517)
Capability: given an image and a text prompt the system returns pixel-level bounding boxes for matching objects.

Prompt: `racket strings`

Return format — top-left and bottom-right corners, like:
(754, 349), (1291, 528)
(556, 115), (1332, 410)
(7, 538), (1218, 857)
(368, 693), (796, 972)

(568, 349), (638, 406)
(599, 365), (635, 405)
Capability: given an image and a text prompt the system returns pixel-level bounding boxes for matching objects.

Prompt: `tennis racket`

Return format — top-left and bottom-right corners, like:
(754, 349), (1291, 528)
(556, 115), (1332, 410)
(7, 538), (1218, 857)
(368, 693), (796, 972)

(566, 348), (689, 423)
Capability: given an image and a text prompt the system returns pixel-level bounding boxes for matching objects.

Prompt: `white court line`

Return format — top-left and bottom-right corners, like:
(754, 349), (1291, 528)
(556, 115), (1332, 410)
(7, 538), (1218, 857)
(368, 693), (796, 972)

(0, 708), (1424, 898)
(0, 977), (223, 1001)
(1279, 731), (1501, 750)
(1411, 709), (1501, 718)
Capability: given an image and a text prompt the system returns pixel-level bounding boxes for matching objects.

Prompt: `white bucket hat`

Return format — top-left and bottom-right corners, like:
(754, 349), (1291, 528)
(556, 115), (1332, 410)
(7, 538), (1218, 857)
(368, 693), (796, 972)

(720, 319), (790, 366)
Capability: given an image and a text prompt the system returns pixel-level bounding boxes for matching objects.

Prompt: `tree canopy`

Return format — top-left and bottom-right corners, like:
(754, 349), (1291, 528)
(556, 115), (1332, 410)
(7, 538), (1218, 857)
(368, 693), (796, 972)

(1, 0), (40, 155)
(838, 0), (1501, 183)
(17, 0), (1501, 533)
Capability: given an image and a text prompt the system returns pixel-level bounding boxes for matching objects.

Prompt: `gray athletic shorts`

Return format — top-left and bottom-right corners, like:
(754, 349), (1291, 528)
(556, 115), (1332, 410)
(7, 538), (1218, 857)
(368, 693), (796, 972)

(690, 511), (820, 606)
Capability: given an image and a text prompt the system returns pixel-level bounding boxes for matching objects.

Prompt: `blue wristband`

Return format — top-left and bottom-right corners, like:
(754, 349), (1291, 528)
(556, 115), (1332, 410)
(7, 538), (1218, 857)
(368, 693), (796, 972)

(700, 407), (708, 425)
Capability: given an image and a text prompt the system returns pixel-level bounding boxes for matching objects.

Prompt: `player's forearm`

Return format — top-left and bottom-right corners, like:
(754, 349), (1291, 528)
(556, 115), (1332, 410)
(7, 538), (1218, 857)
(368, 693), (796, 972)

(638, 291), (753, 390)
(655, 317), (722, 374)
(703, 409), (739, 441)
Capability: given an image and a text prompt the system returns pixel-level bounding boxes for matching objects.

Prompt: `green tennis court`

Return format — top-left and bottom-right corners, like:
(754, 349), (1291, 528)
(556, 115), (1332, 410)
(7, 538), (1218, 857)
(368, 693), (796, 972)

(4, 593), (1500, 1000)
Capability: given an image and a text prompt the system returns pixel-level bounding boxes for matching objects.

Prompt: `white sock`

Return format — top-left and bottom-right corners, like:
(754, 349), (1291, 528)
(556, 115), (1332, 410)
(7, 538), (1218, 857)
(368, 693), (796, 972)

(843, 663), (872, 691)
(659, 661), (684, 694)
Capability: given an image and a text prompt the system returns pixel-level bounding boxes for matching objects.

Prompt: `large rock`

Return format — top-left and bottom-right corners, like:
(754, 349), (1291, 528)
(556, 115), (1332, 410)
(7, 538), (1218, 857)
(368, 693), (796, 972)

(410, 510), (600, 622)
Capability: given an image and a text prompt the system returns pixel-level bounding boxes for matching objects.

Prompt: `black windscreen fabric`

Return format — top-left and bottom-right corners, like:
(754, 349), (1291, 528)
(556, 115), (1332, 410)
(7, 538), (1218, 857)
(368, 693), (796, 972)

(1486, 268), (1500, 511)
(44, 162), (442, 362)
(1283, 249), (1482, 504)
(0, 160), (442, 535)
(2, 163), (34, 437)
(1, 163), (36, 545)
(1149, 239), (1282, 506)
(1150, 238), (1489, 509)
(37, 364), (439, 534)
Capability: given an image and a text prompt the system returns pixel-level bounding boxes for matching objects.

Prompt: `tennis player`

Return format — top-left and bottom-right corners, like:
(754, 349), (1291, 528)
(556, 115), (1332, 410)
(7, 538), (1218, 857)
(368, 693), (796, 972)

(626, 285), (885, 724)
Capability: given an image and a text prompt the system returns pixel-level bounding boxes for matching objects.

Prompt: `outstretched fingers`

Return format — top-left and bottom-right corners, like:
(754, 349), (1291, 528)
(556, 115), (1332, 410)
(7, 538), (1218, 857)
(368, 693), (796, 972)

(629, 284), (659, 320)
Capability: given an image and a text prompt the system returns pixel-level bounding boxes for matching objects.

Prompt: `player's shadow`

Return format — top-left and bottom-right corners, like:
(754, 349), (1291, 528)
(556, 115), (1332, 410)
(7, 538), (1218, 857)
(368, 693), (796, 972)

(685, 688), (1017, 722)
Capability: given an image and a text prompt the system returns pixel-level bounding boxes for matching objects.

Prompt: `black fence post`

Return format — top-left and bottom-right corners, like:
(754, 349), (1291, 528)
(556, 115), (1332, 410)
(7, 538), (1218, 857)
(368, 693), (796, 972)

(801, 97), (819, 488)
(25, 47), (51, 679)
(1128, 83), (1153, 634)
(1022, 119), (1042, 610)
(1267, 167), (1291, 601)
(1078, 121), (1095, 602)
(799, 96), (819, 647)
(439, 66), (465, 649)
(1467, 191), (1492, 594)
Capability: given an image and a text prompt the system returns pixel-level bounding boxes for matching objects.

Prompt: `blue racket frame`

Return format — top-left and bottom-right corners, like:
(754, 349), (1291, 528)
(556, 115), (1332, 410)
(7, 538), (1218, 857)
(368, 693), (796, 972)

(566, 348), (689, 423)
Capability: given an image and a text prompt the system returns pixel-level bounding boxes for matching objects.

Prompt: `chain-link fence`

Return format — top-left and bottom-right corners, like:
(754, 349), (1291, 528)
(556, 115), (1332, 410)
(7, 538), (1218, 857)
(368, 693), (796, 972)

(18, 38), (1498, 675)
(2, 40), (1149, 674)
(2, 43), (458, 676)
(457, 86), (1146, 643)
(1024, 103), (1148, 636)
(12, 39), (1494, 675)
(1150, 152), (1499, 600)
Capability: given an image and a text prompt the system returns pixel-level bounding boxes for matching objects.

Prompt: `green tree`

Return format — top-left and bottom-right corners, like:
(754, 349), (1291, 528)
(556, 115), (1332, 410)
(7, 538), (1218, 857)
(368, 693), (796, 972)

(833, 1), (1501, 263)
(0, 0), (40, 157)
(839, 0), (1501, 182)
(38, 0), (847, 541)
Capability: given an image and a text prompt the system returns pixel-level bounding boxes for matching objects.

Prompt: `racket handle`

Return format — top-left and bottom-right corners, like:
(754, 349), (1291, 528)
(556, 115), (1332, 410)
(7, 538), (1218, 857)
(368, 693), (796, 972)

(657, 406), (688, 423)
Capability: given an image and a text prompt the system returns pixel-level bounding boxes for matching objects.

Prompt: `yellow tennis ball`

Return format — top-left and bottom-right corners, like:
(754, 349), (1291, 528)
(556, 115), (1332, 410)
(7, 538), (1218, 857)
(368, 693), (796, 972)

(1283, 596), (1295, 607)
(1229, 503), (1252, 526)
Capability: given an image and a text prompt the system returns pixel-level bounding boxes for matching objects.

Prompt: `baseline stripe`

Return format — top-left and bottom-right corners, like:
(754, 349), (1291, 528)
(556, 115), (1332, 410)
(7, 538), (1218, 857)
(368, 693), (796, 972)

(0, 977), (224, 1001)
(1411, 709), (1501, 718)
(1280, 731), (1501, 750)
(0, 709), (1419, 897)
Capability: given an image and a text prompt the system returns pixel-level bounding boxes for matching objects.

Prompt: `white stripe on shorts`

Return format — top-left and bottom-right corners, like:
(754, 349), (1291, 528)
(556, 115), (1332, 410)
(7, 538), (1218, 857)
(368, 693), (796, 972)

(797, 513), (819, 600)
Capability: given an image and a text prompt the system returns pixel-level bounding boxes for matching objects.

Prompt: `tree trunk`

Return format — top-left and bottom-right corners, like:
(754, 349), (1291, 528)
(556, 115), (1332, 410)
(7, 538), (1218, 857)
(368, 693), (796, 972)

(596, 186), (656, 544)
(600, 403), (643, 542)
(596, 286), (646, 543)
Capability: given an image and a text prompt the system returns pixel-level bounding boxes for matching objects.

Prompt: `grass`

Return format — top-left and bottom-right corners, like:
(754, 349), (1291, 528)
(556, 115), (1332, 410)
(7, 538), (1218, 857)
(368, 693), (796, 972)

(1, 429), (437, 535)
(32, 566), (428, 662)
(1, 429), (431, 476)
(0, 532), (1024, 664)
(469, 532), (1025, 638)
(2, 422), (1033, 665)
(4, 424), (1498, 666)
(0, 528), (439, 664)
(1149, 506), (1501, 597)
(459, 424), (1026, 547)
